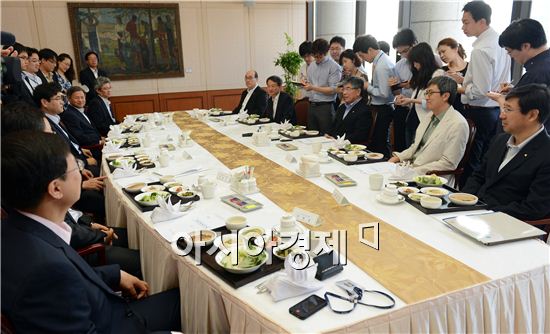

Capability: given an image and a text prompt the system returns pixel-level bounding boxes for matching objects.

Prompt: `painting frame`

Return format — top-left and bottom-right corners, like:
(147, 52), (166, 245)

(68, 2), (184, 81)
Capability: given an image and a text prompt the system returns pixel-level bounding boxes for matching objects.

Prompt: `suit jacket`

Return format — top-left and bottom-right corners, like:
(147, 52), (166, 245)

(86, 97), (117, 137)
(1, 211), (147, 333)
(463, 131), (550, 221)
(36, 70), (50, 85)
(328, 98), (372, 144)
(65, 213), (104, 249)
(47, 118), (87, 163)
(61, 104), (102, 146)
(395, 106), (469, 177)
(79, 67), (108, 103)
(232, 86), (268, 116)
(263, 91), (297, 124)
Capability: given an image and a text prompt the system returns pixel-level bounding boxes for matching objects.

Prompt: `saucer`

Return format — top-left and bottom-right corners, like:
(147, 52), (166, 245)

(376, 194), (405, 205)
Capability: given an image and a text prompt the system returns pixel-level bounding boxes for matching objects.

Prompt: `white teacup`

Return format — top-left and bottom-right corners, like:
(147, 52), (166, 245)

(200, 181), (217, 199)
(382, 185), (398, 200)
(159, 153), (170, 167)
(369, 173), (384, 190)
(311, 142), (322, 154)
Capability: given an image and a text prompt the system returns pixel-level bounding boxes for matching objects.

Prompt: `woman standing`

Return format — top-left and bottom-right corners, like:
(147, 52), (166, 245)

(338, 49), (369, 100)
(53, 53), (75, 94)
(395, 42), (444, 146)
(437, 38), (468, 114)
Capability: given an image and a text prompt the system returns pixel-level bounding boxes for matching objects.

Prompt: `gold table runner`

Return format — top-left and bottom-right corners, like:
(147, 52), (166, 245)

(173, 112), (489, 304)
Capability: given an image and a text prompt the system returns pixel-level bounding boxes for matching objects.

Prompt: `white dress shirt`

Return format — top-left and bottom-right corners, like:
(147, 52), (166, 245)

(91, 67), (99, 79)
(19, 211), (72, 245)
(70, 104), (92, 124)
(100, 96), (116, 122)
(240, 85), (258, 113)
(22, 71), (42, 91)
(45, 113), (82, 154)
(271, 93), (280, 119)
(498, 126), (545, 172)
(461, 27), (511, 107)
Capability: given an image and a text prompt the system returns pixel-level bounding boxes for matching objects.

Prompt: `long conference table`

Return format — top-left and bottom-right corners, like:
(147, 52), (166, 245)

(102, 111), (550, 333)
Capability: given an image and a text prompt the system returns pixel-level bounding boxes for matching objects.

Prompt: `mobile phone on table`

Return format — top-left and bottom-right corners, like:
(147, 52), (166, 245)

(289, 294), (327, 320)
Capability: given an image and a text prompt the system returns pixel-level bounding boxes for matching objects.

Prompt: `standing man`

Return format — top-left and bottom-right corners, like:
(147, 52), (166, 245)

(232, 70), (268, 116)
(302, 38), (341, 134)
(389, 28), (417, 151)
(460, 1), (510, 184)
(463, 84), (550, 221)
(496, 18), (550, 132)
(329, 36), (346, 63)
(353, 34), (396, 157)
(263, 75), (296, 124)
(86, 76), (117, 137)
(79, 51), (108, 103)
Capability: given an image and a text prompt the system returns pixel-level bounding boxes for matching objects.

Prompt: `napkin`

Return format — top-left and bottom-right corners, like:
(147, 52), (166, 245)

(108, 125), (122, 137)
(280, 119), (292, 131)
(332, 135), (351, 149)
(111, 160), (139, 179)
(151, 197), (186, 223)
(263, 255), (322, 302)
(237, 109), (248, 121)
(102, 141), (123, 154)
(389, 161), (416, 180)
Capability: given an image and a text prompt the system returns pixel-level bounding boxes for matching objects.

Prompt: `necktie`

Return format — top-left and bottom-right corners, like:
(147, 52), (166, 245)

(267, 99), (274, 120)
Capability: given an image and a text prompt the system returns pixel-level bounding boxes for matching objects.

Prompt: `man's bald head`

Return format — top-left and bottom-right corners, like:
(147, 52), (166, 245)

(244, 70), (259, 89)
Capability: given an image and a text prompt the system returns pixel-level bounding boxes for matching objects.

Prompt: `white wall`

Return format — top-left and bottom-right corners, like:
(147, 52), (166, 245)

(1, 0), (306, 96)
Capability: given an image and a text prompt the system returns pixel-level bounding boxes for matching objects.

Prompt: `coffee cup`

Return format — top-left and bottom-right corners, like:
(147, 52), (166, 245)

(200, 181), (217, 199)
(382, 185), (398, 200)
(369, 173), (384, 190)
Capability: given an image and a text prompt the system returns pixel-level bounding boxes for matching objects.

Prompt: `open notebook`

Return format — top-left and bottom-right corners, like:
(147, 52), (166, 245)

(442, 212), (546, 246)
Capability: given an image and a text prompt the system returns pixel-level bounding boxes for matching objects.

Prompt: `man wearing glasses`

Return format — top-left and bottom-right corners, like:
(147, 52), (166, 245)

(389, 76), (469, 183)
(1, 131), (181, 333)
(36, 48), (58, 84)
(463, 84), (550, 221)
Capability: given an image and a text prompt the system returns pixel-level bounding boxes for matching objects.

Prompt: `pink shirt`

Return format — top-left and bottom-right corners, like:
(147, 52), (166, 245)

(19, 211), (72, 245)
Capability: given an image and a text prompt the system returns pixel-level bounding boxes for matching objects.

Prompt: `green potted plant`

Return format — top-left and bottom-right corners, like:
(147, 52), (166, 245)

(274, 33), (303, 99)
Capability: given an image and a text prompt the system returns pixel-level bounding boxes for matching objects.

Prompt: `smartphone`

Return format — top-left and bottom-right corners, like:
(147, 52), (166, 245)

(242, 133), (253, 137)
(289, 294), (327, 320)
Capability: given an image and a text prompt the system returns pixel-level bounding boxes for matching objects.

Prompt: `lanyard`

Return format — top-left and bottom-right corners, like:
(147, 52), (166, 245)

(324, 287), (396, 314)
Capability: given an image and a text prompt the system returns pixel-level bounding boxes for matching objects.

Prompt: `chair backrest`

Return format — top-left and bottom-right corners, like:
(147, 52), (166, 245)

(457, 118), (477, 170)
(294, 98), (309, 126)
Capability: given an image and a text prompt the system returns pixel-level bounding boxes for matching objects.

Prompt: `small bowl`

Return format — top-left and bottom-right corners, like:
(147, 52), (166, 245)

(408, 193), (430, 202)
(259, 118), (271, 123)
(226, 216), (247, 230)
(449, 193), (478, 206)
(420, 196), (442, 209)
(177, 190), (196, 199)
(125, 182), (146, 193)
(366, 152), (384, 160)
(306, 130), (319, 136)
(290, 131), (301, 137)
(169, 186), (188, 194)
(159, 175), (176, 184)
(164, 181), (183, 189)
(398, 186), (419, 195)
(343, 154), (358, 162)
(215, 250), (267, 274)
(239, 226), (265, 239)
(188, 230), (217, 246)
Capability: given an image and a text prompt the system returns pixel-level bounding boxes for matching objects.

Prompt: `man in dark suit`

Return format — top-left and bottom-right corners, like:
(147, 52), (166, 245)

(263, 75), (296, 124)
(36, 48), (57, 84)
(232, 70), (268, 116)
(1, 131), (180, 333)
(86, 76), (117, 137)
(463, 84), (550, 221)
(62, 86), (102, 146)
(79, 50), (108, 103)
(326, 77), (372, 144)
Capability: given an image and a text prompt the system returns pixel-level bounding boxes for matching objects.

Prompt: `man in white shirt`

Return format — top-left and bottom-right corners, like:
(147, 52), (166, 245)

(463, 84), (550, 221)
(21, 47), (42, 95)
(79, 51), (108, 103)
(232, 70), (268, 116)
(460, 0), (511, 186)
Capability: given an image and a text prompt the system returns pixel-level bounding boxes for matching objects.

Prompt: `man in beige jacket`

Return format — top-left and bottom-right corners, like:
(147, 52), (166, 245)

(389, 76), (469, 182)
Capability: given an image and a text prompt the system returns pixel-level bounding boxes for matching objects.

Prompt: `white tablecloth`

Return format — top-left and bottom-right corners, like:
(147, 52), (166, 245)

(103, 112), (550, 333)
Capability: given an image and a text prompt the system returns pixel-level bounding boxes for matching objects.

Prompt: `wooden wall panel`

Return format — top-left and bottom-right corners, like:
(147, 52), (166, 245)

(207, 88), (244, 111)
(110, 94), (160, 121)
(159, 92), (207, 111)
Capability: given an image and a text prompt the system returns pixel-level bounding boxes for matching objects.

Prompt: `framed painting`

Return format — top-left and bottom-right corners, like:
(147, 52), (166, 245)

(68, 2), (184, 80)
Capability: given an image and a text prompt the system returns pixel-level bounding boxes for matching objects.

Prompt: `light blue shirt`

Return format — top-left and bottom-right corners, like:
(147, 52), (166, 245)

(367, 51), (396, 105)
(342, 97), (362, 119)
(394, 58), (413, 98)
(306, 56), (342, 102)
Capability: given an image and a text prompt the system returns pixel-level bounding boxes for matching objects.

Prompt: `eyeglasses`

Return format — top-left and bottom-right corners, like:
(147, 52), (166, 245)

(56, 159), (84, 179)
(397, 46), (411, 55)
(502, 106), (521, 113)
(425, 90), (442, 97)
(324, 288), (396, 314)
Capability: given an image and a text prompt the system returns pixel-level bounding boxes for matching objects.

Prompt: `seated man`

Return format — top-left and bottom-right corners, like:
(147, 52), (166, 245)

(463, 84), (550, 221)
(86, 76), (117, 137)
(62, 86), (103, 147)
(1, 131), (180, 333)
(326, 77), (372, 143)
(232, 70), (268, 116)
(263, 75), (296, 124)
(389, 76), (469, 180)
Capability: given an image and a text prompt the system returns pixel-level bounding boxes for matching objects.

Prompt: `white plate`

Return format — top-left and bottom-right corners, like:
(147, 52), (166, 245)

(398, 186), (419, 195)
(272, 245), (298, 260)
(376, 194), (405, 205)
(413, 175), (448, 187)
(407, 193), (430, 202)
(420, 187), (449, 197)
(306, 130), (319, 136)
(188, 230), (217, 246)
(215, 250), (268, 274)
(448, 193), (479, 206)
(345, 144), (366, 151)
(141, 185), (166, 193)
(134, 191), (170, 206)
(366, 152), (384, 160)
(259, 118), (271, 123)
(125, 182), (146, 193)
